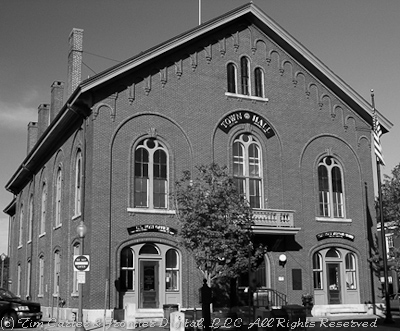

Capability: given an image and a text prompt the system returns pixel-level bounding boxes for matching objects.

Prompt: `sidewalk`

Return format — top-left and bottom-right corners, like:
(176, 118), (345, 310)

(42, 313), (400, 331)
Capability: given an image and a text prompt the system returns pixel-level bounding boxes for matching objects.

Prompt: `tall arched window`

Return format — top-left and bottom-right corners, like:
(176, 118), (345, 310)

(166, 249), (179, 291)
(55, 167), (62, 227)
(254, 67), (264, 97)
(318, 156), (344, 218)
(227, 63), (237, 93)
(345, 253), (357, 289)
(233, 134), (262, 208)
(28, 196), (33, 243)
(312, 252), (323, 289)
(40, 184), (47, 235)
(53, 250), (61, 295)
(38, 255), (44, 296)
(18, 206), (24, 247)
(120, 247), (135, 291)
(74, 151), (82, 216)
(72, 243), (80, 294)
(240, 57), (250, 95)
(133, 138), (168, 209)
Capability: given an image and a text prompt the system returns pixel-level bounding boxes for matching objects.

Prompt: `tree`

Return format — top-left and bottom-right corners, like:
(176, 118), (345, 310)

(174, 163), (264, 286)
(381, 163), (400, 271)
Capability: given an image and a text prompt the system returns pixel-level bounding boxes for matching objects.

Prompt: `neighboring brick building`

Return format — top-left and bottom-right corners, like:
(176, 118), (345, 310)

(4, 3), (392, 322)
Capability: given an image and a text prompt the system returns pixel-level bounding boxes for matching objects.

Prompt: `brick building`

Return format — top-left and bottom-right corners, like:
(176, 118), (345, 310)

(4, 3), (392, 322)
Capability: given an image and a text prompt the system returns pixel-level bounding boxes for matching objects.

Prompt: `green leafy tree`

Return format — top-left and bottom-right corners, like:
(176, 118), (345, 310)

(381, 163), (400, 271)
(174, 163), (264, 286)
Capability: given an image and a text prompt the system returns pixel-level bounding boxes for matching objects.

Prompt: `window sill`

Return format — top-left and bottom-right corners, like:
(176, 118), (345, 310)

(27, 240), (32, 245)
(315, 217), (352, 223)
(38, 295), (44, 298)
(225, 92), (269, 103)
(53, 224), (62, 230)
(127, 208), (176, 215)
(17, 245), (23, 250)
(39, 232), (46, 238)
(71, 293), (79, 297)
(72, 214), (81, 221)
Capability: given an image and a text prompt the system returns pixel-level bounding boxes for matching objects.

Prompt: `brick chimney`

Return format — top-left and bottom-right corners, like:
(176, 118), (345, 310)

(27, 122), (38, 154)
(37, 104), (50, 138)
(67, 28), (83, 97)
(50, 81), (64, 122)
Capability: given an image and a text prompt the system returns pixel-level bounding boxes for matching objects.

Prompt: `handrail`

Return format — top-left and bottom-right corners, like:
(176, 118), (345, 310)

(253, 288), (288, 309)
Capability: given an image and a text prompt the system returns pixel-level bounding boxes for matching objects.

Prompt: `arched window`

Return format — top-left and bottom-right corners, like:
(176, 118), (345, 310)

(139, 243), (160, 255)
(313, 252), (323, 289)
(166, 249), (179, 291)
(133, 138), (168, 209)
(55, 167), (62, 227)
(26, 259), (31, 299)
(254, 67), (264, 97)
(17, 263), (22, 297)
(227, 63), (237, 93)
(18, 206), (24, 247)
(120, 247), (135, 291)
(74, 151), (82, 216)
(38, 255), (44, 296)
(326, 247), (341, 258)
(40, 184), (47, 235)
(53, 250), (61, 295)
(318, 156), (344, 218)
(240, 57), (250, 95)
(345, 253), (357, 289)
(28, 196), (33, 243)
(233, 134), (262, 208)
(72, 243), (80, 294)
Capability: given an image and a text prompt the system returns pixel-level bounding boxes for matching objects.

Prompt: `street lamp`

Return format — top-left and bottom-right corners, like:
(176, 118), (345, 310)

(76, 221), (87, 331)
(1, 253), (6, 288)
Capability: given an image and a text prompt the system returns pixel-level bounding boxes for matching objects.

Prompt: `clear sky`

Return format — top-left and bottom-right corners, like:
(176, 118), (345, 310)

(1, 0), (399, 256)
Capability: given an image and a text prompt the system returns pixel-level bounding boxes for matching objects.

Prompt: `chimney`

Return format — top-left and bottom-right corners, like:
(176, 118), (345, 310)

(27, 122), (38, 154)
(37, 104), (50, 138)
(50, 81), (64, 122)
(67, 28), (84, 97)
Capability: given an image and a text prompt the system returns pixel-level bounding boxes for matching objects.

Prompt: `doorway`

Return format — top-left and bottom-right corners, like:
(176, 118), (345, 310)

(140, 261), (159, 308)
(327, 263), (341, 304)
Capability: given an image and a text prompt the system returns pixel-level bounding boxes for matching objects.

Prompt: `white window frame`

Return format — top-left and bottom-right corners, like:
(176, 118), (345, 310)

(18, 206), (24, 247)
(40, 184), (47, 236)
(72, 244), (80, 295)
(55, 167), (62, 227)
(38, 256), (44, 297)
(53, 250), (61, 296)
(17, 263), (22, 297)
(26, 259), (31, 298)
(165, 249), (180, 291)
(74, 151), (82, 217)
(28, 196), (33, 243)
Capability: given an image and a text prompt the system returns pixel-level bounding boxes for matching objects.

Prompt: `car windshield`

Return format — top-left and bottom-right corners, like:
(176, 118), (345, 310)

(0, 288), (18, 299)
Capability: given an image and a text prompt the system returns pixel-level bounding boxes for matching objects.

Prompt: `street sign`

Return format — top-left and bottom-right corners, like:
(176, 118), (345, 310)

(74, 255), (90, 272)
(77, 271), (86, 284)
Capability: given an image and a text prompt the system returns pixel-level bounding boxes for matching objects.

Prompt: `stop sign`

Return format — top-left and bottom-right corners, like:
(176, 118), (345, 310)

(74, 255), (90, 272)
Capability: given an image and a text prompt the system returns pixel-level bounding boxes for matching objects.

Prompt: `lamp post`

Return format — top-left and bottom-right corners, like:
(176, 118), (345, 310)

(1, 253), (6, 288)
(76, 221), (87, 331)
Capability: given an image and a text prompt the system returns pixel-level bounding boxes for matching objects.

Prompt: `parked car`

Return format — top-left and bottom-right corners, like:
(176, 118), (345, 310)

(0, 288), (42, 329)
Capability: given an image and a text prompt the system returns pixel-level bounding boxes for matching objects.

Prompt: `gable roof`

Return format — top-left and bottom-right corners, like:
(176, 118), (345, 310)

(5, 2), (392, 195)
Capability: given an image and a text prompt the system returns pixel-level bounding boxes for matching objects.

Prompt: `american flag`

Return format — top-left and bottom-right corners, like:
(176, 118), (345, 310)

(371, 90), (385, 165)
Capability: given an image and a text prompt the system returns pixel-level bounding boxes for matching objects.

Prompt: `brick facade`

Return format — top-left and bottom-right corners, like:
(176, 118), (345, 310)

(4, 3), (389, 322)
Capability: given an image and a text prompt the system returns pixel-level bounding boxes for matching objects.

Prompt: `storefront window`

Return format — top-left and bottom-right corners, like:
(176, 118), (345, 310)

(313, 252), (323, 289)
(345, 253), (357, 289)
(120, 247), (135, 291)
(166, 249), (179, 291)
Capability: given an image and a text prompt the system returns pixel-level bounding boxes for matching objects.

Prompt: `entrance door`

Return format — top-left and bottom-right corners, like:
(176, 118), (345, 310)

(140, 261), (159, 308)
(327, 263), (341, 304)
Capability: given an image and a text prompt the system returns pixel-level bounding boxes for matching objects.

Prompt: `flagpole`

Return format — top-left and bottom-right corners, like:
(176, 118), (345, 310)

(371, 90), (393, 323)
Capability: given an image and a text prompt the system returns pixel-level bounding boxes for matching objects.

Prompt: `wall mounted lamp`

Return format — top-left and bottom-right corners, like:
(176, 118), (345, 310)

(279, 254), (287, 267)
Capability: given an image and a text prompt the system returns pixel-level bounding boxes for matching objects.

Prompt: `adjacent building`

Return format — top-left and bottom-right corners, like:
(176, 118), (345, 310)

(3, 3), (392, 322)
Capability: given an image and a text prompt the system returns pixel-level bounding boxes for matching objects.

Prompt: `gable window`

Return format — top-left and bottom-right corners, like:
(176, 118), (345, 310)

(254, 67), (264, 97)
(318, 156), (344, 218)
(233, 133), (262, 208)
(133, 138), (168, 209)
(55, 167), (62, 227)
(227, 63), (237, 93)
(240, 57), (250, 95)
(40, 184), (47, 235)
(74, 151), (82, 216)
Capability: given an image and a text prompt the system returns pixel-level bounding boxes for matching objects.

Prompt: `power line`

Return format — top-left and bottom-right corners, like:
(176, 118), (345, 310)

(83, 50), (122, 63)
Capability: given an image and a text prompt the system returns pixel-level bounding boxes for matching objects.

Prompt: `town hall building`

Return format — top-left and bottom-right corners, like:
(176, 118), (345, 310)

(4, 3), (392, 323)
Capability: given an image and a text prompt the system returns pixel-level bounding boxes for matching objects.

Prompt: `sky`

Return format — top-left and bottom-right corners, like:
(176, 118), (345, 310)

(0, 0), (399, 256)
